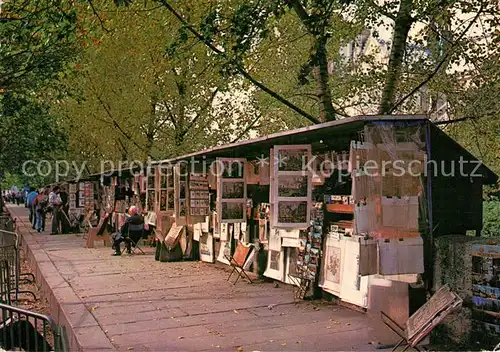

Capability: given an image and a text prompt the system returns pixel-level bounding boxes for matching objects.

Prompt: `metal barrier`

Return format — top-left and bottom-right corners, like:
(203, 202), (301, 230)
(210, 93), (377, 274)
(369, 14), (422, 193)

(0, 302), (68, 351)
(0, 259), (67, 351)
(0, 230), (36, 302)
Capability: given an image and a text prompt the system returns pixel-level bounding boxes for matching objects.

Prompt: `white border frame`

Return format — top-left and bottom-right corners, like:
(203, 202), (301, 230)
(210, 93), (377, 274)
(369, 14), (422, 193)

(271, 145), (312, 229)
(217, 158), (247, 226)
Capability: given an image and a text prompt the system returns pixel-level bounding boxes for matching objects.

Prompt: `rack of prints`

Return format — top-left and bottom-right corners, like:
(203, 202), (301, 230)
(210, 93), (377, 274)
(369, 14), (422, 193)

(293, 203), (323, 280)
(189, 175), (210, 216)
(271, 145), (312, 228)
(84, 182), (94, 210)
(217, 158), (247, 224)
(69, 183), (77, 209)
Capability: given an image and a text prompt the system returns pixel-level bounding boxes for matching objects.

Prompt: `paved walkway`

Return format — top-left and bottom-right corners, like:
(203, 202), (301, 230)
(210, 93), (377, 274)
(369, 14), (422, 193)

(8, 204), (385, 351)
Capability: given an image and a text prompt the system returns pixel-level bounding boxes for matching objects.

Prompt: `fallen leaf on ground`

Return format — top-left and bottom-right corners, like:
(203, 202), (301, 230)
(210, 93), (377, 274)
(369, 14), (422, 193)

(326, 326), (332, 329)
(178, 336), (184, 339)
(296, 341), (302, 344)
(233, 309), (239, 314)
(346, 323), (351, 326)
(281, 343), (287, 346)
(127, 347), (134, 350)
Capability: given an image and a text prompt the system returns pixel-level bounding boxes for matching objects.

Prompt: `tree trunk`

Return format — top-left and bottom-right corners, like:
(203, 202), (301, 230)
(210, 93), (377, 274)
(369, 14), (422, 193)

(379, 0), (414, 114)
(313, 36), (336, 122)
(144, 102), (156, 159)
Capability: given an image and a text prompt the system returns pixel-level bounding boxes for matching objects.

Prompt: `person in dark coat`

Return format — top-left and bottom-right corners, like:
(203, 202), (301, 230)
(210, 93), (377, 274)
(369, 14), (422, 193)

(112, 206), (144, 256)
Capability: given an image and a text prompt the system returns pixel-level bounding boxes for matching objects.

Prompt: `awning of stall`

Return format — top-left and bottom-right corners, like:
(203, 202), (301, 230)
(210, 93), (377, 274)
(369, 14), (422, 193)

(152, 115), (429, 165)
(78, 163), (144, 182)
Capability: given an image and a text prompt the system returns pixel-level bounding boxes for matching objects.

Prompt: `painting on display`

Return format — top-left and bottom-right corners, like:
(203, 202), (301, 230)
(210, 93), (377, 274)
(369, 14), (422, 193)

(272, 145), (311, 229)
(277, 176), (308, 197)
(222, 182), (245, 199)
(221, 202), (244, 221)
(147, 190), (155, 212)
(277, 148), (309, 171)
(264, 249), (284, 281)
(69, 184), (77, 193)
(217, 158), (246, 228)
(220, 160), (245, 178)
(189, 174), (210, 216)
(217, 240), (232, 265)
(199, 233), (214, 263)
(324, 246), (341, 284)
(277, 201), (308, 224)
(159, 190), (168, 211)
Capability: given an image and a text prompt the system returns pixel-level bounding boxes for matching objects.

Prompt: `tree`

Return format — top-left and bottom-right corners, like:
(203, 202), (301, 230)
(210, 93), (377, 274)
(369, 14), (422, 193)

(53, 1), (259, 171)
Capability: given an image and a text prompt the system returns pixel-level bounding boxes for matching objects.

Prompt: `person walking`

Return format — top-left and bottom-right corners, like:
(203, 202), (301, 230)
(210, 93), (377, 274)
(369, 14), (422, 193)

(26, 188), (38, 229)
(48, 186), (62, 235)
(34, 189), (49, 233)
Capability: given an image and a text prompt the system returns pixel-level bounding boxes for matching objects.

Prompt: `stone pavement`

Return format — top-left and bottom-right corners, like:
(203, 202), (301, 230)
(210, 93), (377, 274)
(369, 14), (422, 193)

(8, 204), (387, 351)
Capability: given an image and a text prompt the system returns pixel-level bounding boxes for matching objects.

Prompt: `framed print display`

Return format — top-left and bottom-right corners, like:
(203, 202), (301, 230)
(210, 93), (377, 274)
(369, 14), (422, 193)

(217, 158), (246, 226)
(199, 232), (214, 263)
(271, 145), (312, 229)
(189, 174), (210, 216)
(174, 163), (189, 220)
(264, 248), (285, 281)
(158, 166), (175, 213)
(69, 184), (77, 193)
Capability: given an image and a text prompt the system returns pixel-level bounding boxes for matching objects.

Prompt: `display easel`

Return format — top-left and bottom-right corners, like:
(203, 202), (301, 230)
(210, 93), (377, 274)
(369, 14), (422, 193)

(287, 273), (312, 301)
(85, 212), (112, 248)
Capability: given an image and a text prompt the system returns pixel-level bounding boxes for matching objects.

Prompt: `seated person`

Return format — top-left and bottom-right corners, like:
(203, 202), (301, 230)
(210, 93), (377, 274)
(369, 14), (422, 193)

(112, 206), (145, 256)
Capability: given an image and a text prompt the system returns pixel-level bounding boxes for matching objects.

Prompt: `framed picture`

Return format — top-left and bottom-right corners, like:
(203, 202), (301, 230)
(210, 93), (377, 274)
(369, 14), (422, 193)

(277, 147), (308, 171)
(221, 202), (244, 221)
(217, 158), (247, 226)
(277, 201), (308, 224)
(271, 145), (312, 229)
(264, 249), (284, 281)
(221, 181), (245, 199)
(69, 184), (77, 193)
(159, 190), (167, 211)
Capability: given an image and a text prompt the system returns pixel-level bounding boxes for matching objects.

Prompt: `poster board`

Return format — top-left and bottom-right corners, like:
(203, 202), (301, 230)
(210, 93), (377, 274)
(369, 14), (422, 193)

(232, 243), (252, 266)
(271, 145), (312, 229)
(405, 284), (462, 345)
(158, 166), (175, 213)
(174, 163), (188, 222)
(199, 232), (214, 263)
(264, 248), (285, 281)
(165, 224), (184, 248)
(189, 174), (210, 216)
(216, 158), (247, 230)
(217, 240), (232, 265)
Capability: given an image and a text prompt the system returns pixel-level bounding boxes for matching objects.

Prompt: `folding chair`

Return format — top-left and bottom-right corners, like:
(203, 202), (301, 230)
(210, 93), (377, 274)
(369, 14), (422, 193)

(225, 243), (253, 285)
(380, 284), (462, 352)
(121, 223), (146, 255)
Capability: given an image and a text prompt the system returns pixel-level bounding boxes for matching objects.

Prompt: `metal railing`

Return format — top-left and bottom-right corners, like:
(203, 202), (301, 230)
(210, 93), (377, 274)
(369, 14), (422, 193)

(0, 259), (67, 351)
(0, 229), (36, 302)
(0, 302), (68, 351)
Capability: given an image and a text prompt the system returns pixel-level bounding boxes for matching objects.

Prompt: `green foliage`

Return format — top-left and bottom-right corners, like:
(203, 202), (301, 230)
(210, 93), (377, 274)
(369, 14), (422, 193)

(0, 93), (67, 174)
(483, 199), (500, 237)
(51, 0), (259, 171)
(0, 0), (78, 93)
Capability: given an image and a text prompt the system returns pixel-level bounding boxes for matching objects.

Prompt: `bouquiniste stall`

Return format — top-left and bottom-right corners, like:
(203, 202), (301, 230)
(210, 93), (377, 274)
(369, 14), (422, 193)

(98, 116), (500, 323)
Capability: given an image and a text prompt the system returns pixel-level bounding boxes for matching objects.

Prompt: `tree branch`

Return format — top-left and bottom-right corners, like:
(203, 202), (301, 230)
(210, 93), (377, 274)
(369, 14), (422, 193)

(86, 0), (110, 32)
(156, 0), (321, 125)
(389, 4), (485, 113)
